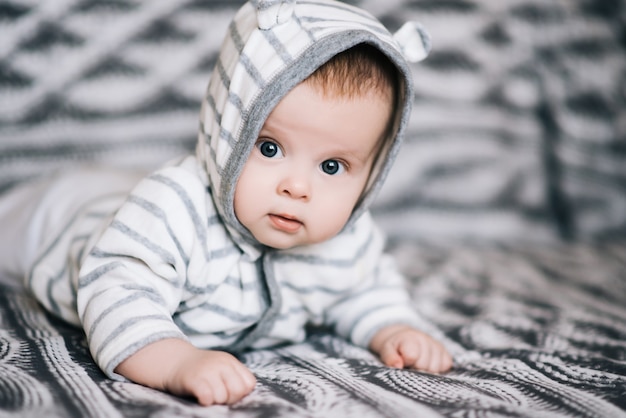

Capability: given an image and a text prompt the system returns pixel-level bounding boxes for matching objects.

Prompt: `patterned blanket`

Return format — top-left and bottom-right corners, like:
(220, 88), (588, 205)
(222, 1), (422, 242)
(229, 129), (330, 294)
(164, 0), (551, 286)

(2, 239), (625, 417)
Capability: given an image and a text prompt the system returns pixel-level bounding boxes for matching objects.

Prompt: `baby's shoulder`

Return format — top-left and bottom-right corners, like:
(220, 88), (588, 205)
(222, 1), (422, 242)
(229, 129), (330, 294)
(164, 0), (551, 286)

(152, 155), (208, 190)
(130, 155), (216, 215)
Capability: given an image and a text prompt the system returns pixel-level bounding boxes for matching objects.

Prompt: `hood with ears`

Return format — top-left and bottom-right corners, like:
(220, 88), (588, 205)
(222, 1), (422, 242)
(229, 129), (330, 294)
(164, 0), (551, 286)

(196, 0), (430, 245)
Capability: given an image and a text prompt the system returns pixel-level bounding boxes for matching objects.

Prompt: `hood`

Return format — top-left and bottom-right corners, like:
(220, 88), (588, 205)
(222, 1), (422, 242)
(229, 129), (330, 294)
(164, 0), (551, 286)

(196, 0), (430, 245)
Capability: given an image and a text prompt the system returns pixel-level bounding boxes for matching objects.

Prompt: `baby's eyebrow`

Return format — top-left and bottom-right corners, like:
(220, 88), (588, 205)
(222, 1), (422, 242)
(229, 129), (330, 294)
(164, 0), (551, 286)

(333, 147), (375, 168)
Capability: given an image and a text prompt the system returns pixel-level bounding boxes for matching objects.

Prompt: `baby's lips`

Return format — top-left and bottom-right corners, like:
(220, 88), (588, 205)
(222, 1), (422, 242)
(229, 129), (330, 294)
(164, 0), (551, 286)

(269, 214), (303, 233)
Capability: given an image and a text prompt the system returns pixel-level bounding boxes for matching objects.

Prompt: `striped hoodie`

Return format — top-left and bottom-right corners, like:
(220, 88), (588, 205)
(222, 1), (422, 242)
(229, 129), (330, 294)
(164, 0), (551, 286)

(27, 0), (431, 380)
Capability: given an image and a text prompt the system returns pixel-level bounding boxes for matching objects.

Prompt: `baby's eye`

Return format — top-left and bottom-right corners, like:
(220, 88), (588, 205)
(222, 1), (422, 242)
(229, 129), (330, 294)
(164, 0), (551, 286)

(257, 141), (283, 158)
(320, 160), (345, 175)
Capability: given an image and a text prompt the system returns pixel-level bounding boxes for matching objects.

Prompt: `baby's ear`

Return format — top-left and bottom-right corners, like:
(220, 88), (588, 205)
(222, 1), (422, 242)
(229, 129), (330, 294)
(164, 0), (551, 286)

(393, 22), (431, 63)
(255, 0), (295, 30)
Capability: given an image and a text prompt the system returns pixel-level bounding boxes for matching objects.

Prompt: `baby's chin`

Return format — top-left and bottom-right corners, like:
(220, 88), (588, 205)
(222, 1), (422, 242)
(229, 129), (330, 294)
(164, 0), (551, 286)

(256, 234), (339, 251)
(251, 231), (319, 250)
(257, 238), (305, 251)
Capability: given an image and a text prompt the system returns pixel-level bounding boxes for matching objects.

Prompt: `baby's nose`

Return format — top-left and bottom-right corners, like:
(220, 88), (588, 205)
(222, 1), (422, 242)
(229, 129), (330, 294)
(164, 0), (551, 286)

(278, 171), (311, 201)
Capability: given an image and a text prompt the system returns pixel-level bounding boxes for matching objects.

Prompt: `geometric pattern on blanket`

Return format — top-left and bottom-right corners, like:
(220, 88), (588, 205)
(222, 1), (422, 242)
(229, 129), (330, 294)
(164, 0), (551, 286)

(2, 239), (624, 417)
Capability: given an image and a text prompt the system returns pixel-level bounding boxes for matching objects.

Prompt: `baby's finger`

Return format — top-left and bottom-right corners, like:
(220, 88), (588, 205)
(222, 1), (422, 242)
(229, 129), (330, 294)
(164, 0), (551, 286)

(439, 349), (454, 373)
(430, 341), (453, 373)
(379, 346), (404, 369)
(192, 378), (218, 406)
(237, 366), (257, 392)
(208, 376), (230, 405)
(423, 341), (453, 374)
(225, 365), (256, 403)
(397, 341), (420, 368)
(426, 344), (444, 373)
(413, 341), (433, 371)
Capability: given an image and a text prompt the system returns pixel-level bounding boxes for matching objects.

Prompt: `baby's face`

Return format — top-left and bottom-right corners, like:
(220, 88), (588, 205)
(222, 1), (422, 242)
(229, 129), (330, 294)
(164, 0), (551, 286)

(234, 81), (392, 249)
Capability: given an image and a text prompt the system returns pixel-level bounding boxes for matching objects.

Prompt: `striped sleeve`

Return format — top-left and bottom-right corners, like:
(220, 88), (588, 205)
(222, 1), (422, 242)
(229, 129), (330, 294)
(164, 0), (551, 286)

(323, 216), (422, 348)
(76, 166), (212, 380)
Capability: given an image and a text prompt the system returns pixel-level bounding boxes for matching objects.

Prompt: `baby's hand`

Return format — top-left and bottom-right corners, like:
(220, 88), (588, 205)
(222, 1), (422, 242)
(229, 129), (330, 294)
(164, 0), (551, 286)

(115, 339), (256, 406)
(166, 347), (256, 405)
(369, 324), (453, 374)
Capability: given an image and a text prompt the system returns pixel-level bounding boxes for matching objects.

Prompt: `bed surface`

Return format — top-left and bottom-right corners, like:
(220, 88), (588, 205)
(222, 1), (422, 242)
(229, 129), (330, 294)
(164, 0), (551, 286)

(2, 239), (624, 417)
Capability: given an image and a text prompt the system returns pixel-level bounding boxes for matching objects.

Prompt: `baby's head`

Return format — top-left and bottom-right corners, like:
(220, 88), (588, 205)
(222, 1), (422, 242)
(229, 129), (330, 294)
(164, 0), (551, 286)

(198, 0), (430, 249)
(234, 44), (399, 249)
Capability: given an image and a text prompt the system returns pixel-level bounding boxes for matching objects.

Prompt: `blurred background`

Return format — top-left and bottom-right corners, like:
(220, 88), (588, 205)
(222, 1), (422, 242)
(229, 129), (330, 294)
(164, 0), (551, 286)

(0, 0), (624, 243)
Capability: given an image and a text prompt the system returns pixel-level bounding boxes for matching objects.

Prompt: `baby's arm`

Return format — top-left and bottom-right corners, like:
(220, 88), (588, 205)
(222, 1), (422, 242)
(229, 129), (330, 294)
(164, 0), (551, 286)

(115, 339), (256, 405)
(369, 324), (453, 373)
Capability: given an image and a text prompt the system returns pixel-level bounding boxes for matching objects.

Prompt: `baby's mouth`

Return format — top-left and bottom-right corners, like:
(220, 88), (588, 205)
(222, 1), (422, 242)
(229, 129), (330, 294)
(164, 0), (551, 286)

(268, 213), (303, 233)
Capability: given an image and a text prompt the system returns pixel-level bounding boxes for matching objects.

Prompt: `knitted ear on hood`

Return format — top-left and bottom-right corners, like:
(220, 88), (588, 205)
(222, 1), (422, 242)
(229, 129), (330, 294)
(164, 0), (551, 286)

(254, 0), (431, 61)
(253, 0), (295, 30)
(393, 21), (431, 63)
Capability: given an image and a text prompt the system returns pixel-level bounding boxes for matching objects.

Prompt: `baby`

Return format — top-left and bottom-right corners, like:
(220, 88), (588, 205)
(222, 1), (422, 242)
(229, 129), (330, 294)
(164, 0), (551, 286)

(0, 0), (452, 406)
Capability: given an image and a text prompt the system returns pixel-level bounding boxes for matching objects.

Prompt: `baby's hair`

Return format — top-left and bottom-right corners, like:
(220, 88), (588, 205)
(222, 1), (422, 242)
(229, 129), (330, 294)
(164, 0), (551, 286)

(305, 43), (401, 199)
(305, 43), (399, 103)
